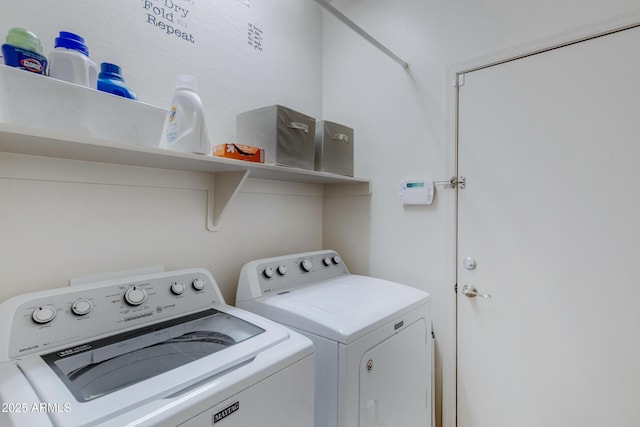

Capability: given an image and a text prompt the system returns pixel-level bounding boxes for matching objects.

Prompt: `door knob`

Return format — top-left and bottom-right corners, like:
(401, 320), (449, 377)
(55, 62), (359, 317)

(462, 284), (491, 299)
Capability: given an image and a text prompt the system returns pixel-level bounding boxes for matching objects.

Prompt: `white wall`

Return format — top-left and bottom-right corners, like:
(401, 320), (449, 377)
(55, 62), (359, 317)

(320, 1), (640, 426)
(5, 1), (640, 425)
(2, 0), (322, 141)
(0, 0), (325, 305)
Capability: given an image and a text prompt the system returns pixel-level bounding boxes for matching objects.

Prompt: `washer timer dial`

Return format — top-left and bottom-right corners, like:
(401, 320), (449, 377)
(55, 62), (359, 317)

(71, 299), (93, 316)
(124, 287), (147, 306)
(32, 306), (57, 324)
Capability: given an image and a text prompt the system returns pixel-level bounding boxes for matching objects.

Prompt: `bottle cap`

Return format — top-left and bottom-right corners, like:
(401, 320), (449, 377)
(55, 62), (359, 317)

(99, 62), (123, 81)
(5, 28), (43, 54)
(54, 31), (90, 57)
(175, 75), (197, 91)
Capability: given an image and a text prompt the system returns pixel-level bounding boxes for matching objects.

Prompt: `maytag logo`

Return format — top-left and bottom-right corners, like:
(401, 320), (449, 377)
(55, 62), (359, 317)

(57, 344), (92, 358)
(213, 401), (239, 424)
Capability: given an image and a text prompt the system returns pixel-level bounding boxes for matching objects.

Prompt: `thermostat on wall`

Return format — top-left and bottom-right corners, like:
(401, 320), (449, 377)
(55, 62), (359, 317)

(399, 178), (434, 205)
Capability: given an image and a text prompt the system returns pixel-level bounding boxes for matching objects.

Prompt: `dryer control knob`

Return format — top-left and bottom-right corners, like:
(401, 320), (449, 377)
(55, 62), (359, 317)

(301, 259), (313, 272)
(32, 306), (57, 324)
(71, 299), (93, 316)
(332, 255), (342, 265)
(277, 265), (287, 275)
(171, 282), (186, 295)
(322, 257), (332, 267)
(263, 267), (274, 279)
(124, 287), (147, 306)
(192, 278), (206, 291)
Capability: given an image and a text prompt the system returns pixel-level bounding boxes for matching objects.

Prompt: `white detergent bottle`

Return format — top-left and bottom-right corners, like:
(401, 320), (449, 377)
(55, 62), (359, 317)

(161, 75), (212, 155)
(48, 31), (97, 88)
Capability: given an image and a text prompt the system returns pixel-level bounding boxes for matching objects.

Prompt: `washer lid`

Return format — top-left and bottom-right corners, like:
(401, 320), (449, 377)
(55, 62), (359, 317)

(40, 308), (266, 403)
(249, 275), (430, 344)
(14, 306), (306, 427)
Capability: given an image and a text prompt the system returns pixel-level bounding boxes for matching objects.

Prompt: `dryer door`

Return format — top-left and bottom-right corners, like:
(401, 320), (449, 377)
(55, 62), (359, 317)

(359, 319), (429, 427)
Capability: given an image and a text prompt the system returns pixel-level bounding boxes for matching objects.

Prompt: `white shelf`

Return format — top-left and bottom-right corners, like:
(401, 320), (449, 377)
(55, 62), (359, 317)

(0, 123), (370, 230)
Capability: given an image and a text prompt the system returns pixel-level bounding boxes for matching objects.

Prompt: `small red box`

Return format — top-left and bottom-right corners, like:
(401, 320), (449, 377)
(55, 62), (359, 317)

(214, 143), (265, 163)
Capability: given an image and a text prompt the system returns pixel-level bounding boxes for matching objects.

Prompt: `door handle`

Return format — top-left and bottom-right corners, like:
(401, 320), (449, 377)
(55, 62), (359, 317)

(462, 284), (491, 299)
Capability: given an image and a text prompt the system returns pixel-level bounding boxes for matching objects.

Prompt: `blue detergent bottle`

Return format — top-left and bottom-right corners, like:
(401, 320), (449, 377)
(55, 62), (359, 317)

(1, 28), (48, 74)
(48, 31), (98, 87)
(97, 62), (137, 100)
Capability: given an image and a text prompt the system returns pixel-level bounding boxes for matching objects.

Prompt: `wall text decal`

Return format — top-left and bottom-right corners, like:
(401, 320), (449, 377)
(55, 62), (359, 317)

(142, 0), (196, 44)
(248, 23), (263, 51)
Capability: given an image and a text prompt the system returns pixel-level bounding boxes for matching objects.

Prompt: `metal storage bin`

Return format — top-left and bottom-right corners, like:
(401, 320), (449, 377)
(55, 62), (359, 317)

(236, 105), (316, 170)
(314, 120), (354, 176)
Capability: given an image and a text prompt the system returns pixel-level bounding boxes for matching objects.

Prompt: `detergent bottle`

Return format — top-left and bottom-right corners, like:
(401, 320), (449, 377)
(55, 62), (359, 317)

(162, 75), (211, 155)
(1, 28), (48, 74)
(97, 63), (137, 100)
(48, 31), (98, 88)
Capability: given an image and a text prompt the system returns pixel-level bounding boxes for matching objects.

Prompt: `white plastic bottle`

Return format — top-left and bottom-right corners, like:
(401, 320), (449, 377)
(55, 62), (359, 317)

(161, 75), (212, 155)
(48, 31), (97, 88)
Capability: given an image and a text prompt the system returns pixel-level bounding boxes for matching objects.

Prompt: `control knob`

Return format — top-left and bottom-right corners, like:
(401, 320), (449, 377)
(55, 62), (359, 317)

(32, 306), (57, 324)
(322, 257), (332, 267)
(277, 265), (287, 275)
(332, 255), (342, 265)
(301, 259), (313, 272)
(263, 267), (274, 279)
(124, 286), (147, 306)
(192, 278), (206, 291)
(171, 282), (185, 295)
(71, 299), (93, 316)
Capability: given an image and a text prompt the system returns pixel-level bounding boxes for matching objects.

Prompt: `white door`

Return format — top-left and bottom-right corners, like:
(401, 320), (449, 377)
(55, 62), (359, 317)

(457, 25), (640, 427)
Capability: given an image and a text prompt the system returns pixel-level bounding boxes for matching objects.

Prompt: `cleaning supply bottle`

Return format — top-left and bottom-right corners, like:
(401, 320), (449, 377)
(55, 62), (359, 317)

(162, 75), (212, 155)
(48, 31), (97, 88)
(1, 28), (47, 74)
(97, 62), (137, 100)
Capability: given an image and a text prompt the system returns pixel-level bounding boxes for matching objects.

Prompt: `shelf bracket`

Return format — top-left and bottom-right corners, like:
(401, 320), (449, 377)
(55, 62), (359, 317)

(207, 170), (250, 232)
(310, 0), (409, 69)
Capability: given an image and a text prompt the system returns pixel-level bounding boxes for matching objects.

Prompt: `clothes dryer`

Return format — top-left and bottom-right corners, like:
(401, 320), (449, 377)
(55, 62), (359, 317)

(236, 250), (433, 427)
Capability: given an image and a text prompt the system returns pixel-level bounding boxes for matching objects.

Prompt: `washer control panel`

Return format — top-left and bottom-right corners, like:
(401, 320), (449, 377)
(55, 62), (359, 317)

(3, 269), (221, 359)
(254, 250), (349, 296)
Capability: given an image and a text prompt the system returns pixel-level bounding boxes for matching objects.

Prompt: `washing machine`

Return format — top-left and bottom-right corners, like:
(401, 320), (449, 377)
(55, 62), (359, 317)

(236, 250), (433, 427)
(0, 266), (315, 427)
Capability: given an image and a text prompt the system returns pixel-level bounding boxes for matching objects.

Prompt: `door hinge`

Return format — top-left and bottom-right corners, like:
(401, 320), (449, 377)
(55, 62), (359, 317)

(457, 73), (465, 87)
(450, 176), (466, 189)
(454, 283), (458, 293)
